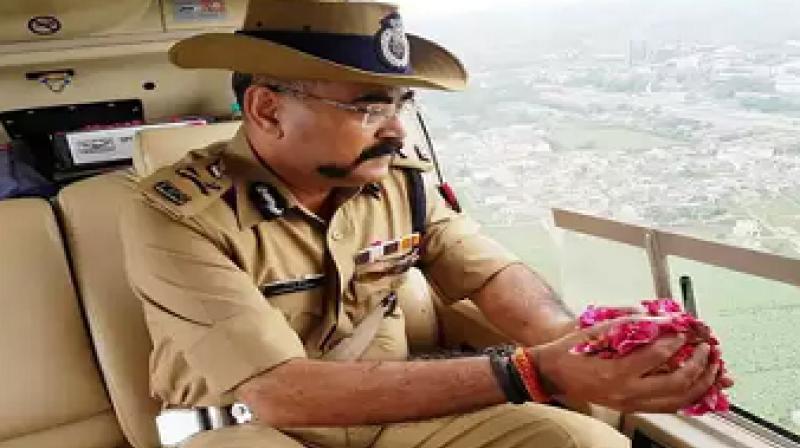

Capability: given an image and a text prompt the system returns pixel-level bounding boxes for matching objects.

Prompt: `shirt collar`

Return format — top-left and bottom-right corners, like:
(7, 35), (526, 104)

(223, 126), (384, 229)
(224, 127), (300, 229)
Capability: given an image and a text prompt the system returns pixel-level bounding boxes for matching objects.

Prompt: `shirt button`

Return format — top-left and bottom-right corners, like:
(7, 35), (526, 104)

(331, 230), (344, 241)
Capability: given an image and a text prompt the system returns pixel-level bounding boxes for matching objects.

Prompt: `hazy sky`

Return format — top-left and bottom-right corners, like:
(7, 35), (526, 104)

(394, 0), (531, 18)
(392, 0), (800, 50)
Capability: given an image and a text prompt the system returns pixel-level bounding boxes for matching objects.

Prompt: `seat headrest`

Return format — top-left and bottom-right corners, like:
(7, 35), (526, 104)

(133, 121), (241, 176)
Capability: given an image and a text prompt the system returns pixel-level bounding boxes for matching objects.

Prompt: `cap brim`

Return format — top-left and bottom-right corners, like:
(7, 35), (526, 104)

(169, 32), (467, 91)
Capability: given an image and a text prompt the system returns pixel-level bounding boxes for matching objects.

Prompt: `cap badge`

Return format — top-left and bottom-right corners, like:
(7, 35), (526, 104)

(376, 12), (410, 71)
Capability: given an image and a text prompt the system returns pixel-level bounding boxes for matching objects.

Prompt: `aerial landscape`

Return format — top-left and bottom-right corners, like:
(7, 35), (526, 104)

(403, 0), (800, 433)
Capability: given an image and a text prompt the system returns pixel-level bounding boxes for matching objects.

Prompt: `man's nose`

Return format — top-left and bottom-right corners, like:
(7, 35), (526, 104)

(375, 113), (406, 140)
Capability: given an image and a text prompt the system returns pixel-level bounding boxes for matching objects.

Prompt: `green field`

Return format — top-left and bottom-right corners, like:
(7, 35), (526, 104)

(482, 222), (800, 434)
(549, 123), (680, 152)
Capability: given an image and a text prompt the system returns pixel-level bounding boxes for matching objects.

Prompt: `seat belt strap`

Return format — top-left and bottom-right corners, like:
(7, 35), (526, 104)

(322, 292), (397, 361)
(403, 168), (426, 236)
(323, 169), (424, 361)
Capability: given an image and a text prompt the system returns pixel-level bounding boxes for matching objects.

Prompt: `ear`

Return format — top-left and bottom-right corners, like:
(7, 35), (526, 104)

(244, 85), (283, 138)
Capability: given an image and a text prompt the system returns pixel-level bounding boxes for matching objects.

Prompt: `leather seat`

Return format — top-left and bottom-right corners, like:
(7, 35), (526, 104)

(56, 172), (160, 448)
(47, 122), (246, 447)
(132, 122), (241, 176)
(26, 122), (272, 448)
(0, 198), (125, 448)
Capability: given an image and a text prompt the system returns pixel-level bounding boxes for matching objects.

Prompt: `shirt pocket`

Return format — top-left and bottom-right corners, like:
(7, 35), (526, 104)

(353, 248), (420, 280)
(260, 274), (326, 340)
(351, 247), (420, 306)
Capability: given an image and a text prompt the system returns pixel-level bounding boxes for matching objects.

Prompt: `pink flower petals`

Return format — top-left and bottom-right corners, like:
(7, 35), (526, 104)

(578, 305), (630, 328)
(573, 299), (730, 415)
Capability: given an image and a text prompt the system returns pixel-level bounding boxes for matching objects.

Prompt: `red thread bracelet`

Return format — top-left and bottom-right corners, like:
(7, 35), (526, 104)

(512, 347), (551, 403)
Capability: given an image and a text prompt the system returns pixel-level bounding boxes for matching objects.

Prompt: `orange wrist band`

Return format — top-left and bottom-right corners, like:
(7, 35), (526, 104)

(512, 347), (551, 403)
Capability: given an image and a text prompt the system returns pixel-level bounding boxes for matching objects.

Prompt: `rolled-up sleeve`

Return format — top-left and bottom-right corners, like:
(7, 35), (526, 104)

(121, 199), (306, 405)
(419, 178), (520, 305)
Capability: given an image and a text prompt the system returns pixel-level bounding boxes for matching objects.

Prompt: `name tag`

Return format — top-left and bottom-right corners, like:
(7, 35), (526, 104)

(261, 274), (325, 298)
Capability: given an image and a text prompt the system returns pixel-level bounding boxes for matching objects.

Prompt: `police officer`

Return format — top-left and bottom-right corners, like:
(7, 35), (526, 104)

(121, 1), (727, 447)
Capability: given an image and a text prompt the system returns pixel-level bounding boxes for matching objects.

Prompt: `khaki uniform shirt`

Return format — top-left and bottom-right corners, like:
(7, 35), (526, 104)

(121, 127), (518, 407)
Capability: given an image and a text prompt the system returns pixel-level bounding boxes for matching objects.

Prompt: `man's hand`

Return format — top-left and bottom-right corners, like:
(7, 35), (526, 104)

(533, 316), (726, 413)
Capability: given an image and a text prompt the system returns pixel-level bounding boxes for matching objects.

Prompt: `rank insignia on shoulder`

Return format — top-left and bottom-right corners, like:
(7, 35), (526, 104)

(154, 181), (191, 206)
(175, 166), (222, 196)
(141, 155), (232, 219)
(414, 144), (431, 162)
(207, 159), (225, 179)
(249, 182), (286, 220)
(390, 147), (434, 172)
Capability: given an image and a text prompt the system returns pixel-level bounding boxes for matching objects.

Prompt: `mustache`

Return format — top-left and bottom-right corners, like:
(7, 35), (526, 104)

(317, 139), (404, 179)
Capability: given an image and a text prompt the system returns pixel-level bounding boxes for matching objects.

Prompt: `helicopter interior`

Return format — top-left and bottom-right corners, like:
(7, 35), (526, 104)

(0, 1), (796, 448)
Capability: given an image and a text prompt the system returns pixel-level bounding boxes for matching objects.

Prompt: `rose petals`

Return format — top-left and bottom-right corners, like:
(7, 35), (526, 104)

(578, 305), (632, 328)
(574, 299), (731, 415)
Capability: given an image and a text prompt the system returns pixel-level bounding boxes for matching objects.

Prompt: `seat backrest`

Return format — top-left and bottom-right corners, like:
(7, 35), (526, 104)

(44, 123), (239, 448)
(132, 122), (241, 176)
(0, 198), (125, 448)
(56, 172), (160, 448)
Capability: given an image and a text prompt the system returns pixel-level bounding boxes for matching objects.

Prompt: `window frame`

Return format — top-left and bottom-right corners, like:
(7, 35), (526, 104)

(554, 208), (800, 441)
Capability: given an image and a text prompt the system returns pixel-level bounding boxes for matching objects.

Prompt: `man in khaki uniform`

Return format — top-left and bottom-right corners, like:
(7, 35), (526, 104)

(121, 1), (727, 447)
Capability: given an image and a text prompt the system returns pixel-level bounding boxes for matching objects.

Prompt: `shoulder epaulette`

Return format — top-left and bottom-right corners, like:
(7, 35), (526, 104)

(391, 144), (434, 172)
(391, 157), (434, 172)
(139, 150), (233, 220)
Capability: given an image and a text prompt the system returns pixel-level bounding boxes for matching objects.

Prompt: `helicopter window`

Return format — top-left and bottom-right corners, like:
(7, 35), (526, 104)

(398, 0), (800, 439)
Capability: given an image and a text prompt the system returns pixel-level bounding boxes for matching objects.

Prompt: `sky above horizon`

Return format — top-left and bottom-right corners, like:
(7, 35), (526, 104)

(393, 0), (532, 19)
